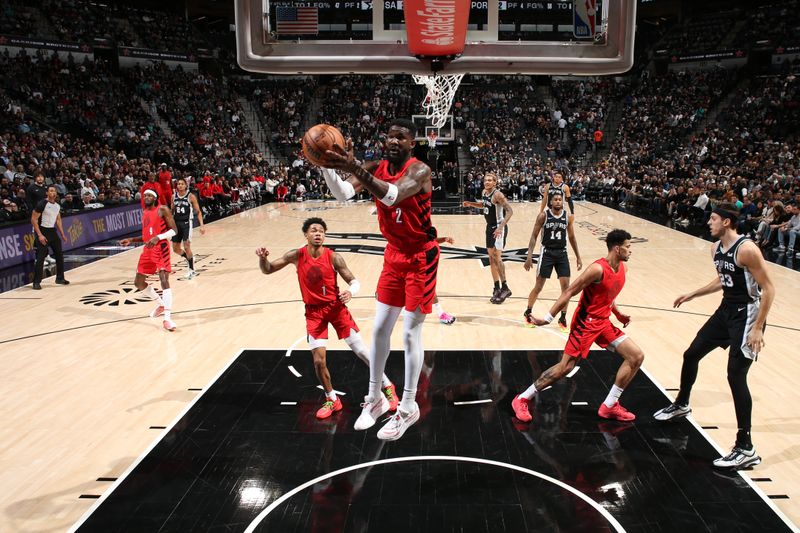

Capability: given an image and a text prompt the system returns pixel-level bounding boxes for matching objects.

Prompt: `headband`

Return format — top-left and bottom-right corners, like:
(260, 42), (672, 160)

(712, 207), (738, 222)
(143, 189), (158, 199)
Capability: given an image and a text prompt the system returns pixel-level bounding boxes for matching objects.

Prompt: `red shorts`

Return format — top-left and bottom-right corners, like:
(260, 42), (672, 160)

(305, 300), (359, 340)
(137, 241), (172, 275)
(564, 313), (627, 359)
(376, 241), (439, 314)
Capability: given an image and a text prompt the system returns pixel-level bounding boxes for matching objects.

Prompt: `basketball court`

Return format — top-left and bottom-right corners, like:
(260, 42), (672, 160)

(2, 201), (799, 532)
(2, 0), (799, 531)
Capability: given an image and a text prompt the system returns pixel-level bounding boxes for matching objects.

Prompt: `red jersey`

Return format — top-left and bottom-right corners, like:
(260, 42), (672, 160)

(576, 258), (626, 319)
(296, 246), (338, 306)
(140, 182), (165, 208)
(374, 157), (436, 252)
(141, 206), (167, 241)
(157, 170), (173, 200)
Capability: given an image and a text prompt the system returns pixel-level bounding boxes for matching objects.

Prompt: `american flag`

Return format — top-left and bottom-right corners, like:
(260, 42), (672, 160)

(275, 7), (319, 35)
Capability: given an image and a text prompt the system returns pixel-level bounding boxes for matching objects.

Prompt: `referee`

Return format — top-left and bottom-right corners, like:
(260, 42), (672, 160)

(31, 186), (69, 290)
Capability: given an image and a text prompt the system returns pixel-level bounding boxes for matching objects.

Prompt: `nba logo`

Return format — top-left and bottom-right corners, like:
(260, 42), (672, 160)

(573, 0), (597, 39)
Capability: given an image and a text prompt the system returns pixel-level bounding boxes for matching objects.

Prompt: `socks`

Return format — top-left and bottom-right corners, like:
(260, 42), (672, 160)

(142, 284), (163, 305)
(603, 384), (624, 407)
(525, 307), (532, 315)
(520, 383), (538, 400)
(433, 302), (443, 316)
(161, 288), (173, 320)
(736, 428), (753, 450)
(493, 281), (500, 290)
(325, 390), (337, 401)
(186, 254), (194, 270)
(560, 310), (567, 321)
(501, 281), (509, 290)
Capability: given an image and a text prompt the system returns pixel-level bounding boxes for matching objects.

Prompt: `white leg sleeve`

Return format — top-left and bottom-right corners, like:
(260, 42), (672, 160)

(321, 168), (356, 201)
(400, 309), (426, 412)
(344, 330), (369, 365)
(368, 302), (402, 400)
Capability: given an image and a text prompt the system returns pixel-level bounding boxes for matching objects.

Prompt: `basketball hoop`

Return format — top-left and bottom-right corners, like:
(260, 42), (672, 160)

(427, 130), (438, 148)
(413, 73), (464, 129)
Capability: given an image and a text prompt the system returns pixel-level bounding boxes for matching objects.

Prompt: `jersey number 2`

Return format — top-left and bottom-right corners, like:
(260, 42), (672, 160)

(395, 208), (402, 223)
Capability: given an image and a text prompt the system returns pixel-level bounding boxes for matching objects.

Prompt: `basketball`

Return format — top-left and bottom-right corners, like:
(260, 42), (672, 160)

(302, 124), (345, 167)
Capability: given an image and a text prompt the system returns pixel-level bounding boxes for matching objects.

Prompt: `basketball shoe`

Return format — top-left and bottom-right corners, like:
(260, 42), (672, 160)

(316, 397), (343, 419)
(495, 286), (512, 304)
(439, 312), (456, 325)
(598, 402), (635, 421)
(182, 270), (198, 280)
(489, 288), (500, 304)
(377, 403), (420, 441)
(653, 402), (691, 421)
(162, 319), (177, 332)
(150, 305), (165, 318)
(511, 395), (532, 422)
(713, 445), (761, 470)
(382, 383), (399, 411)
(557, 316), (569, 333)
(354, 395), (390, 430)
(523, 310), (536, 328)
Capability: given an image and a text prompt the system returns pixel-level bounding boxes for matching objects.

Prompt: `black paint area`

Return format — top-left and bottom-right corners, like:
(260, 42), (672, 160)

(77, 349), (792, 532)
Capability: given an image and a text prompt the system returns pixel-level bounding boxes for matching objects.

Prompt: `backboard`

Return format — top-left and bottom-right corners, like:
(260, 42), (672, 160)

(412, 114), (454, 142)
(235, 0), (636, 76)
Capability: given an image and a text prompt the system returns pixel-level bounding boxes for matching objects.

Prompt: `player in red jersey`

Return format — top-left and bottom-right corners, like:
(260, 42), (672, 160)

(157, 163), (174, 209)
(120, 189), (179, 331)
(511, 229), (645, 423)
(255, 217), (399, 419)
(320, 118), (438, 441)
(139, 172), (166, 208)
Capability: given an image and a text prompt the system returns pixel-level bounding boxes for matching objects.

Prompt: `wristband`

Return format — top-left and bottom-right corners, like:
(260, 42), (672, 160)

(157, 229), (176, 240)
(543, 312), (554, 324)
(379, 183), (399, 207)
(348, 279), (361, 296)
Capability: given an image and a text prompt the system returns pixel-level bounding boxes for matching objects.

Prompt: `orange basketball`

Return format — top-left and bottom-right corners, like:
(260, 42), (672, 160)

(302, 124), (345, 167)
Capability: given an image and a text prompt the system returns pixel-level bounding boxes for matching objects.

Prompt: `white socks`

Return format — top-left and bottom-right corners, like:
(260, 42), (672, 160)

(520, 383), (538, 400)
(161, 288), (173, 320)
(367, 302), (402, 401)
(142, 284), (163, 305)
(399, 309), (426, 413)
(325, 390), (336, 401)
(603, 384), (624, 407)
(433, 302), (443, 316)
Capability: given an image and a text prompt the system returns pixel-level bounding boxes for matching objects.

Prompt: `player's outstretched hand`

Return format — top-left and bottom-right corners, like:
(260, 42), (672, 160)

(145, 236), (159, 248)
(255, 247), (269, 258)
(531, 315), (550, 327)
(119, 238), (131, 246)
(462, 201), (470, 207)
(673, 294), (692, 308)
(325, 139), (356, 171)
(338, 290), (352, 304)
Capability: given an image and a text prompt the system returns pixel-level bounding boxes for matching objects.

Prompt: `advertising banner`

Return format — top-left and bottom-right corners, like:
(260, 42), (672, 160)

(0, 203), (142, 270)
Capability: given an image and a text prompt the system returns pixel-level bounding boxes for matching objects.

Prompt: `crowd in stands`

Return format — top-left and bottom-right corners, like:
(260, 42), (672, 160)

(731, 1), (800, 52)
(659, 11), (739, 56)
(0, 2), (798, 259)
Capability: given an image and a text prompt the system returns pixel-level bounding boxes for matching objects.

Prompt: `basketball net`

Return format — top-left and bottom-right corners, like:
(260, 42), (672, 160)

(427, 130), (438, 148)
(412, 73), (464, 129)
